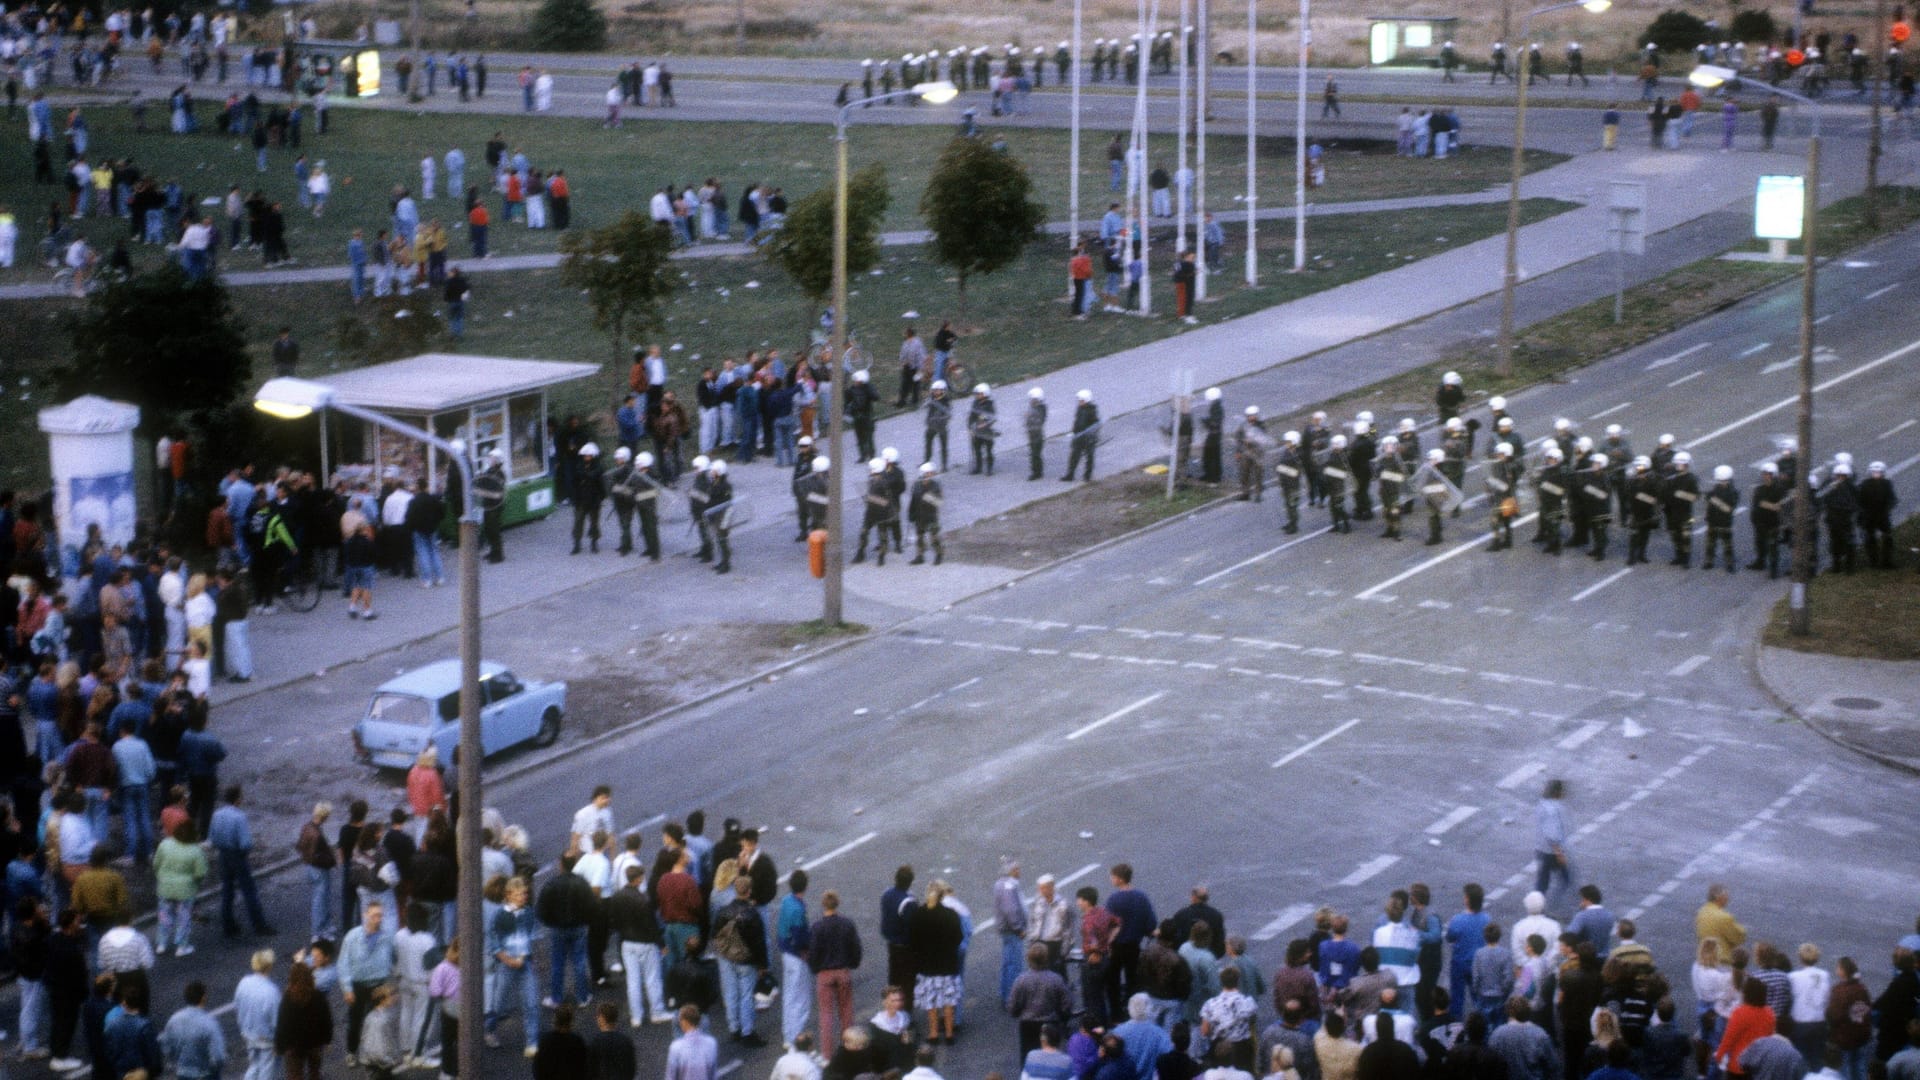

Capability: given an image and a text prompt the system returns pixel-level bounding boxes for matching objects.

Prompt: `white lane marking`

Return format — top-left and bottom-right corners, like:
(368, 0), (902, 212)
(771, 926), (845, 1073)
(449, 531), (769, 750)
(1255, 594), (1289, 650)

(1688, 335), (1920, 448)
(1667, 370), (1705, 388)
(1353, 513), (1539, 599)
(975, 917), (997, 934)
(211, 1002), (234, 1018)
(1556, 721), (1608, 750)
(1891, 450), (1920, 476)
(1738, 342), (1771, 357)
(1339, 855), (1401, 887)
(800, 831), (879, 871)
(1065, 691), (1166, 741)
(1194, 526), (1335, 586)
(1570, 567), (1633, 602)
(1878, 419), (1916, 440)
(1251, 902), (1318, 942)
(1497, 762), (1547, 790)
(718, 1061), (743, 1078)
(1814, 313), (1833, 325)
(1589, 401), (1633, 420)
(1271, 717), (1363, 769)
(535, 813), (667, 882)
(1865, 283), (1901, 301)
(1425, 805), (1481, 835)
(1646, 342), (1709, 369)
(1056, 863), (1104, 888)
(1667, 654), (1712, 678)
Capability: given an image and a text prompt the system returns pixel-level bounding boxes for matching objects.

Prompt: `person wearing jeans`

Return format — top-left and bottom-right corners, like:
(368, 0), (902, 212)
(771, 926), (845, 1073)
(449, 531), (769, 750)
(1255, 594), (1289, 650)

(340, 901), (396, 1061)
(607, 866), (669, 1024)
(13, 900), (51, 1058)
(487, 877), (542, 1053)
(297, 804), (337, 943)
(777, 873), (815, 1049)
(407, 483), (447, 588)
(209, 786), (274, 937)
(153, 821), (207, 956)
(712, 878), (768, 1044)
(111, 718), (156, 864)
(535, 852), (596, 1008)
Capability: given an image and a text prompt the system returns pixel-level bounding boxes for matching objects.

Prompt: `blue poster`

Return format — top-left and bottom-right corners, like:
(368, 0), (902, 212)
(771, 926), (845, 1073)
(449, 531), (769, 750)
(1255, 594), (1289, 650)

(69, 471), (137, 545)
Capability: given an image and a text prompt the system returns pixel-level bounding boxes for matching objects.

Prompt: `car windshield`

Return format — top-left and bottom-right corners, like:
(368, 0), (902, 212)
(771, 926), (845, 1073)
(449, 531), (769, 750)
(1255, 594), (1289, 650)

(366, 693), (435, 727)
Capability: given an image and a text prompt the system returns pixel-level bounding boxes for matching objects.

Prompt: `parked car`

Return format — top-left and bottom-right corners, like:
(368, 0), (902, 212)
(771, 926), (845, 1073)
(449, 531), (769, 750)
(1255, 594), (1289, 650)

(352, 659), (566, 769)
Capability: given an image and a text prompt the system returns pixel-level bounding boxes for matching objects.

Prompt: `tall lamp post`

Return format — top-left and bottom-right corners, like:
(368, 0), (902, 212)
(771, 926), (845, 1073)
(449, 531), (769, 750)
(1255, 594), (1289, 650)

(1689, 63), (1824, 635)
(254, 377), (484, 1079)
(1496, 0), (1611, 377)
(1292, 0), (1308, 272)
(826, 81), (958, 626)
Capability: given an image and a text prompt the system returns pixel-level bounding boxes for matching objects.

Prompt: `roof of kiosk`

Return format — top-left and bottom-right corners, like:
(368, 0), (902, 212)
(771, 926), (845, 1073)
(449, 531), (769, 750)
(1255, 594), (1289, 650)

(319, 354), (601, 414)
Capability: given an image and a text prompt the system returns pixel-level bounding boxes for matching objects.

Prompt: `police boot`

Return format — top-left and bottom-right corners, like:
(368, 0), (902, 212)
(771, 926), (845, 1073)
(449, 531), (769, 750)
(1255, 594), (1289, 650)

(875, 544), (886, 567)
(590, 538), (599, 553)
(933, 542), (943, 565)
(911, 537), (926, 565)
(1426, 517), (1443, 546)
(852, 542), (866, 564)
(697, 547), (712, 563)
(570, 542), (582, 555)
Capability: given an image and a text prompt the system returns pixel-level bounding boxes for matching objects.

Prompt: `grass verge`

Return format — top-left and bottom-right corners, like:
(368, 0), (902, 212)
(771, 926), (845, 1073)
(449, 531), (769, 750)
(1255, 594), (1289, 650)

(785, 619), (872, 641)
(1762, 516), (1920, 660)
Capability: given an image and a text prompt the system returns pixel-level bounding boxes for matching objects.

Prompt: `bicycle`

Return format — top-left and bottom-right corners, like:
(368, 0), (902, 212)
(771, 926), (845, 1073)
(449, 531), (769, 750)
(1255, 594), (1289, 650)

(277, 555), (322, 613)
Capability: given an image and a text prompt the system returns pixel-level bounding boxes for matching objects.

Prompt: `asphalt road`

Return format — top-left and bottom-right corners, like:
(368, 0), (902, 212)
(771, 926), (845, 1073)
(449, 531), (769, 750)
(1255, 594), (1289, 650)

(40, 225), (1919, 1078)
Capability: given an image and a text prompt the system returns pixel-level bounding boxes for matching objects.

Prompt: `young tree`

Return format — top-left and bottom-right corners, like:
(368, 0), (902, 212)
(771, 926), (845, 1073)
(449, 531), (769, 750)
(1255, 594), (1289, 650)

(57, 265), (252, 425)
(1639, 10), (1712, 54)
(558, 209), (682, 363)
(919, 137), (1048, 314)
(530, 0), (607, 51)
(762, 163), (891, 327)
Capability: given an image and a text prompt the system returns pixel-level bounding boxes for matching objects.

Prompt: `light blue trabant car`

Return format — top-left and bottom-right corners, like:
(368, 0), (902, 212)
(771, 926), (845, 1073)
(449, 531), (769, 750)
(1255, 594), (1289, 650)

(351, 660), (566, 770)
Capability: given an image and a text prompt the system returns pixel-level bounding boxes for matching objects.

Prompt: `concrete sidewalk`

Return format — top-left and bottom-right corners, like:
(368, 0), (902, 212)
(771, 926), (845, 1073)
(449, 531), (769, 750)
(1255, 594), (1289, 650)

(197, 133), (1909, 709)
(1757, 646), (1920, 774)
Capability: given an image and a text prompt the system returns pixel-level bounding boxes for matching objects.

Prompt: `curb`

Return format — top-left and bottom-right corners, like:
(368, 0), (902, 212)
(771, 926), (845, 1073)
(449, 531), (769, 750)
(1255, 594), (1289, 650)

(1745, 641), (1920, 779)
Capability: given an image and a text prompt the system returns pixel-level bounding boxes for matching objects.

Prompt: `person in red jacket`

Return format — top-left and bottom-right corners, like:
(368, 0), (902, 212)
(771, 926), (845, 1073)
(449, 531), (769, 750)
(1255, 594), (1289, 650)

(1717, 977), (1778, 1076)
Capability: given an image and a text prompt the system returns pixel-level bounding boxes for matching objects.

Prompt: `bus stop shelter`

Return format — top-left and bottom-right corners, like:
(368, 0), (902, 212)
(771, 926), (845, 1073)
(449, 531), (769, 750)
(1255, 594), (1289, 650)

(1366, 16), (1459, 66)
(316, 354), (599, 529)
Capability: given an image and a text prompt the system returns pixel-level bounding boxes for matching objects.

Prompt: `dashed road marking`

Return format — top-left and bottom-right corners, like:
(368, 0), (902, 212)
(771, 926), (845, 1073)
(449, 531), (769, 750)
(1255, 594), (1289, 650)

(1425, 805), (1481, 836)
(1570, 568), (1633, 602)
(1589, 402), (1633, 420)
(1194, 526), (1336, 586)
(1556, 721), (1608, 750)
(801, 831), (879, 871)
(1667, 371), (1705, 388)
(1271, 717), (1363, 769)
(1667, 654), (1712, 678)
(1251, 902), (1318, 942)
(1497, 762), (1547, 790)
(1878, 419), (1916, 441)
(1646, 342), (1709, 369)
(1738, 342), (1771, 357)
(1065, 692), (1166, 741)
(1339, 854), (1401, 887)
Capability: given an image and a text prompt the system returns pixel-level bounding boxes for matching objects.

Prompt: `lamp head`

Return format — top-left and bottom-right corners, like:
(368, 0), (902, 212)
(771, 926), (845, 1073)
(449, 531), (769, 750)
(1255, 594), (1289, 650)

(1689, 63), (1735, 88)
(1581, 0), (1611, 11)
(254, 377), (337, 421)
(914, 80), (959, 104)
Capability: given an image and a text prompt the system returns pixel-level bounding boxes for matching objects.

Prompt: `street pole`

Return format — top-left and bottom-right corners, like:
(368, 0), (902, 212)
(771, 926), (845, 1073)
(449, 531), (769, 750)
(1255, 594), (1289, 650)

(1245, 0), (1258, 286)
(1497, 20), (1533, 378)
(826, 119), (850, 627)
(1196, 0), (1210, 300)
(1789, 135), (1820, 636)
(1177, 5), (1190, 256)
(454, 503), (481, 1080)
(1070, 0), (1084, 259)
(1868, 0), (1887, 227)
(1293, 0), (1308, 271)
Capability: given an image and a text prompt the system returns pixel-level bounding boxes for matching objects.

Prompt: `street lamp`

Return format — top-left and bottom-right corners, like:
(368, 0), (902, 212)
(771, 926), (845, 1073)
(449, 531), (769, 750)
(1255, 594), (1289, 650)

(1687, 63), (1825, 634)
(254, 376), (485, 1074)
(825, 80), (957, 625)
(1496, 0), (1610, 377)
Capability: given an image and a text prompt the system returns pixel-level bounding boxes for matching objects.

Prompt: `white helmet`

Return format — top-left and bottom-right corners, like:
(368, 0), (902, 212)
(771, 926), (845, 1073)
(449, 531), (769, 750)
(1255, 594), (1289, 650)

(692, 454), (711, 471)
(797, 435), (813, 448)
(812, 455), (830, 473)
(1633, 455), (1652, 470)
(1380, 436), (1399, 449)
(636, 451), (655, 468)
(1029, 387), (1045, 399)
(919, 462), (937, 474)
(1398, 418), (1416, 433)
(882, 447), (900, 463)
(1554, 418), (1572, 432)
(974, 382), (991, 395)
(1657, 433), (1675, 447)
(613, 446), (632, 462)
(1442, 371), (1462, 386)
(1496, 417), (1514, 429)
(1605, 424), (1623, 437)
(1076, 389), (1093, 402)
(1713, 465), (1733, 481)
(1311, 411), (1329, 423)
(1445, 418), (1465, 433)
(1780, 438), (1798, 452)
(852, 368), (870, 383)
(579, 442), (600, 457)
(1673, 451), (1692, 466)
(1283, 430), (1301, 445)
(1495, 442), (1514, 457)
(1835, 451), (1854, 465)
(1489, 395), (1507, 411)
(1834, 462), (1853, 476)
(709, 459), (728, 476)
(1870, 460), (1888, 474)
(1575, 436), (1594, 452)
(1204, 387), (1221, 401)
(1427, 448), (1445, 462)
(449, 437), (466, 454)
(1246, 406), (1261, 417)
(1356, 411), (1375, 425)
(1590, 453), (1609, 469)
(868, 458), (885, 474)
(1352, 421), (1369, 435)
(488, 448), (505, 462)
(930, 379), (948, 391)
(1330, 434), (1348, 449)
(1545, 446), (1564, 460)
(1761, 462), (1779, 475)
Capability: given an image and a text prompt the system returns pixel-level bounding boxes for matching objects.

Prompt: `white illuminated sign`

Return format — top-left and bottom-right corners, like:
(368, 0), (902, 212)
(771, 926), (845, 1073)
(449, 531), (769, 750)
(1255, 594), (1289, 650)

(1754, 174), (1804, 240)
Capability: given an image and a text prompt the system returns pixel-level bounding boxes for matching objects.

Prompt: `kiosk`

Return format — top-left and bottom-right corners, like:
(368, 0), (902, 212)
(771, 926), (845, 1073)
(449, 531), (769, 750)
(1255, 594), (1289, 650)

(315, 354), (599, 530)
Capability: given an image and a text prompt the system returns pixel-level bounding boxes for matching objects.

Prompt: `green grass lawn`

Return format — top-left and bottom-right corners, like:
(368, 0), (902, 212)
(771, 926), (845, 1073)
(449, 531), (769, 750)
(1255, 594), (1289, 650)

(0, 195), (1571, 492)
(1, 100), (1562, 285)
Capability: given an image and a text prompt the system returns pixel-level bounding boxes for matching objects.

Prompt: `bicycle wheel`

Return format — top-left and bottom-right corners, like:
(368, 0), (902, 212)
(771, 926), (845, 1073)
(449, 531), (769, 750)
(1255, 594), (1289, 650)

(283, 565), (321, 613)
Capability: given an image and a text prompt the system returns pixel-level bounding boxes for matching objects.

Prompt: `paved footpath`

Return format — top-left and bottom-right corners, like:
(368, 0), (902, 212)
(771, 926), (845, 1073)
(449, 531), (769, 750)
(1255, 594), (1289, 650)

(1757, 647), (1920, 774)
(200, 125), (1917, 711)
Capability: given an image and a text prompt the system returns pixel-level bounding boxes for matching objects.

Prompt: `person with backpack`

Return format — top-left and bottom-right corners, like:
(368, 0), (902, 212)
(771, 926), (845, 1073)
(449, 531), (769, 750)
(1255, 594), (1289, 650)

(711, 876), (769, 1046)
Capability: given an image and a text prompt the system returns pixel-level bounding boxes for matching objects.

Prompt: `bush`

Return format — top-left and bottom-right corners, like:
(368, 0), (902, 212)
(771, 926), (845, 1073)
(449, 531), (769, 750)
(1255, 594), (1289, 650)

(1640, 10), (1712, 54)
(1728, 9), (1777, 44)
(530, 0), (607, 51)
